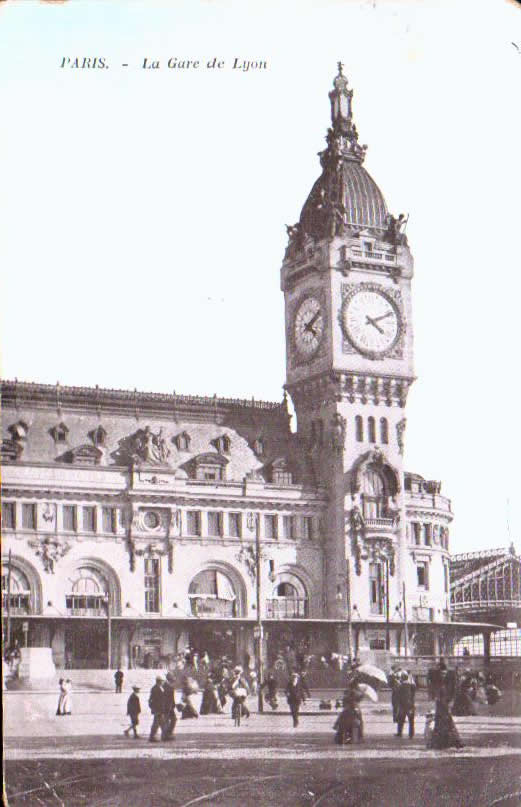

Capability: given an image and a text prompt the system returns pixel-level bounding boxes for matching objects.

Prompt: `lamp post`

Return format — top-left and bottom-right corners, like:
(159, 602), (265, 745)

(103, 592), (112, 670)
(337, 557), (353, 662)
(385, 556), (390, 651)
(247, 511), (264, 713)
(394, 582), (409, 658)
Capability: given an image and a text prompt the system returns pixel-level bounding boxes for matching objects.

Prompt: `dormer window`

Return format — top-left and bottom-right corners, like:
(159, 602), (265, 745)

(89, 425), (107, 447)
(214, 434), (231, 455)
(8, 420), (29, 442)
(50, 423), (69, 443)
(267, 458), (293, 486)
(185, 452), (229, 482)
(65, 445), (103, 466)
(173, 431), (191, 452)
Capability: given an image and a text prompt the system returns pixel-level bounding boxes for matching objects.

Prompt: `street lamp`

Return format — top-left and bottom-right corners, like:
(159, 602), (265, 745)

(247, 511), (264, 713)
(337, 557), (353, 662)
(394, 581), (409, 658)
(103, 592), (111, 670)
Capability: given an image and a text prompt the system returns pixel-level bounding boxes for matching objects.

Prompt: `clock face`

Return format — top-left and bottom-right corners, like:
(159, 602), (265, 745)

(294, 296), (324, 358)
(342, 288), (400, 357)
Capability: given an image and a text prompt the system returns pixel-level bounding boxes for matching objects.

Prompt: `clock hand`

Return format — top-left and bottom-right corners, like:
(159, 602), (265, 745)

(365, 315), (384, 335)
(304, 310), (321, 331)
(372, 311), (394, 324)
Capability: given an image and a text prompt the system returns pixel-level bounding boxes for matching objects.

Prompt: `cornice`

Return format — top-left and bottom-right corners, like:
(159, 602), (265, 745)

(1, 379), (289, 426)
(286, 371), (415, 409)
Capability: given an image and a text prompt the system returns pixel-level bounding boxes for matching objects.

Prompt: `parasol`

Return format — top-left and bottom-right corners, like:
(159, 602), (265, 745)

(357, 683), (378, 703)
(355, 664), (388, 687)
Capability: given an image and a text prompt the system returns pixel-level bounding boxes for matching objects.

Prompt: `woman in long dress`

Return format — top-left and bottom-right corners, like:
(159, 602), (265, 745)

(428, 682), (463, 749)
(56, 678), (66, 715)
(61, 679), (73, 715)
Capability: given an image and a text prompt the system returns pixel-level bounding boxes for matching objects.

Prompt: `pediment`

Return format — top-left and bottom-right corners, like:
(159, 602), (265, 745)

(57, 444), (103, 465)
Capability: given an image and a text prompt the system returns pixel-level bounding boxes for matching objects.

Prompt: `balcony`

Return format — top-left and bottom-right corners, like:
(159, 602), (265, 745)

(266, 598), (308, 619)
(364, 517), (395, 533)
(350, 248), (396, 264)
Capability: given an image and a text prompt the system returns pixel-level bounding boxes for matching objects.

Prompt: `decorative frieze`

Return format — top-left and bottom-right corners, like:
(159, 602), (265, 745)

(28, 535), (71, 574)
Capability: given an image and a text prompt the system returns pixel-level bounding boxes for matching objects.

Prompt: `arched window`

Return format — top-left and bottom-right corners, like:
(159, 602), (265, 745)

(66, 566), (108, 615)
(2, 565), (31, 614)
(361, 466), (387, 519)
(189, 569), (237, 617)
(355, 415), (363, 442)
(368, 417), (376, 443)
(267, 575), (308, 618)
(380, 417), (388, 444)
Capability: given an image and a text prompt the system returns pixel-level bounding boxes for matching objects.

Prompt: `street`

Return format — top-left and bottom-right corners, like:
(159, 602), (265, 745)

(4, 690), (521, 806)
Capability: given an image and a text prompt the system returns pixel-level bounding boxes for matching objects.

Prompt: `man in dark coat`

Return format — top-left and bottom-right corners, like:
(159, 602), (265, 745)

(162, 672), (177, 740)
(114, 669), (124, 693)
(148, 676), (165, 742)
(285, 672), (304, 727)
(124, 686), (141, 738)
(396, 672), (416, 738)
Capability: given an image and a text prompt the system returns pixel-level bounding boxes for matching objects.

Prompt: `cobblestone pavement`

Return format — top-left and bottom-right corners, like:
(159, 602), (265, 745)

(4, 691), (521, 806)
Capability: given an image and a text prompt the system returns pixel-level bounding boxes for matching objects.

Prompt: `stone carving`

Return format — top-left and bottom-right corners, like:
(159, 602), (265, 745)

(396, 418), (407, 455)
(112, 427), (171, 467)
(363, 537), (396, 576)
(1, 439), (23, 461)
(386, 213), (408, 245)
(331, 413), (347, 454)
(29, 536), (70, 574)
(347, 506), (364, 575)
(236, 543), (257, 583)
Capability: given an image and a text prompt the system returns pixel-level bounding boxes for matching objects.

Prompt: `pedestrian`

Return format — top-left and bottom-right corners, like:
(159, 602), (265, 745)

(181, 675), (199, 719)
(114, 668), (124, 693)
(333, 695), (363, 745)
(285, 671), (304, 727)
(148, 676), (165, 742)
(124, 686), (141, 738)
(262, 672), (279, 710)
(60, 679), (73, 715)
(229, 666), (250, 719)
(452, 670), (477, 716)
(56, 678), (66, 716)
(395, 671), (416, 738)
(162, 672), (177, 739)
(299, 669), (311, 702)
(388, 665), (402, 723)
(428, 677), (464, 749)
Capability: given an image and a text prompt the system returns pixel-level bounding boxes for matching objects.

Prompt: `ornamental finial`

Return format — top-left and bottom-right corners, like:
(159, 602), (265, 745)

(337, 61), (344, 76)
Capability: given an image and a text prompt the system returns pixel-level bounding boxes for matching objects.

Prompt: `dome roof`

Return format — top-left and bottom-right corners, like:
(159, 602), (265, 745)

(299, 161), (388, 239)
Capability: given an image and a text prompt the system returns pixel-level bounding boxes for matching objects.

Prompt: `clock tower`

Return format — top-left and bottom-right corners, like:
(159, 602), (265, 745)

(281, 65), (415, 642)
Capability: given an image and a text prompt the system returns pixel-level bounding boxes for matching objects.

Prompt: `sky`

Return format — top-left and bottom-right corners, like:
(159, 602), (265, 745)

(1, 0), (520, 554)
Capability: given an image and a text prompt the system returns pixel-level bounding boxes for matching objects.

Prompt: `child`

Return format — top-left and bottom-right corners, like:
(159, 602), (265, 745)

(125, 686), (141, 738)
(424, 711), (435, 748)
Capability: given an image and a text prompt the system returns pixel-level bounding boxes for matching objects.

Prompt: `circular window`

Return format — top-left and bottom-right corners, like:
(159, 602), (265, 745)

(143, 511), (160, 529)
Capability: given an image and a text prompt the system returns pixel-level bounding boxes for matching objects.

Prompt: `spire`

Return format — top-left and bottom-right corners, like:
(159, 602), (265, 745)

(324, 63), (366, 165)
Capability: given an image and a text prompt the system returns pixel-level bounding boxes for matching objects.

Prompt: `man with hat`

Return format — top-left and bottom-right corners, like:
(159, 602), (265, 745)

(229, 665), (250, 719)
(148, 676), (165, 742)
(124, 686), (141, 739)
(285, 671), (305, 728)
(162, 672), (178, 740)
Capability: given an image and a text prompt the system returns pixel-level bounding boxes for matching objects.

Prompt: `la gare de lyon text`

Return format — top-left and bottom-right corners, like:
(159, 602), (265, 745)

(59, 57), (268, 72)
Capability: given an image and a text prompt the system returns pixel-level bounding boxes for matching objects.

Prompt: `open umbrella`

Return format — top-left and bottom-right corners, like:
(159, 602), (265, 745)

(357, 683), (378, 703)
(355, 663), (388, 687)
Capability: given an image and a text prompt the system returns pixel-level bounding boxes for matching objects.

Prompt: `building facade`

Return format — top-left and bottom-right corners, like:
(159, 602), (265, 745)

(2, 67), (482, 672)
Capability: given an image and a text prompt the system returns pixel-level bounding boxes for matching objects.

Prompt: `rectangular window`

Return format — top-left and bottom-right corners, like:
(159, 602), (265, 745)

(369, 563), (383, 615)
(63, 505), (77, 532)
(282, 515), (296, 539)
(208, 511), (223, 537)
(2, 502), (16, 529)
(21, 503), (36, 530)
(186, 510), (201, 536)
(302, 516), (313, 540)
(144, 557), (160, 613)
(417, 562), (429, 589)
(228, 512), (242, 538)
(265, 514), (278, 540)
(424, 524), (432, 546)
(443, 563), (449, 594)
(413, 523), (421, 546)
(82, 506), (96, 533)
(102, 506), (117, 534)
